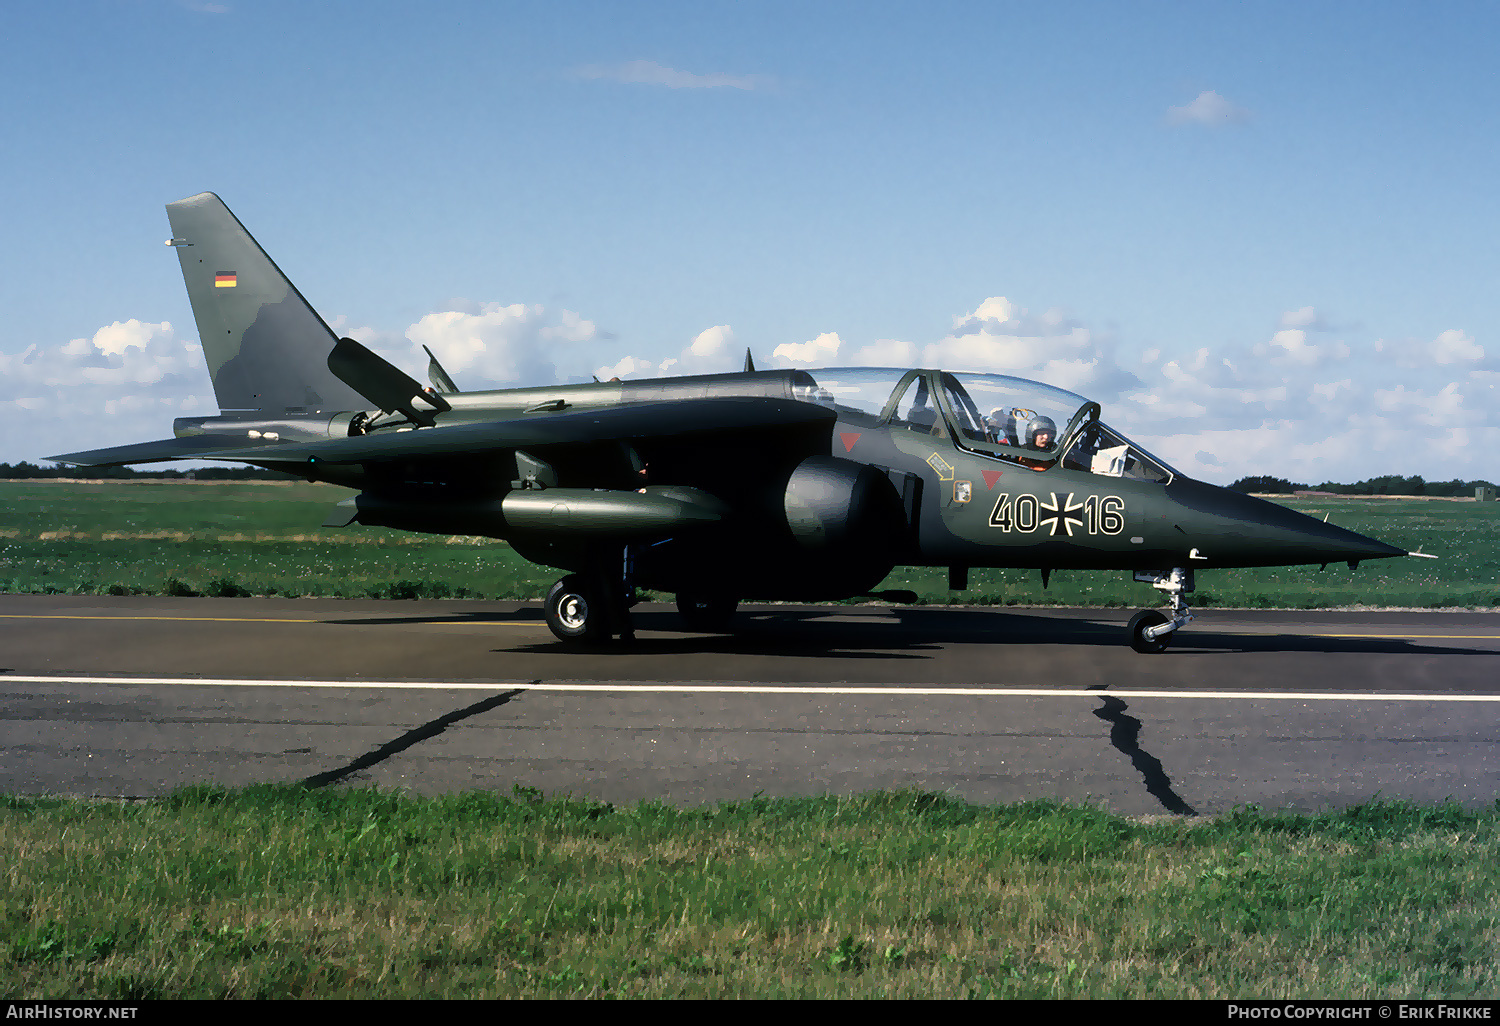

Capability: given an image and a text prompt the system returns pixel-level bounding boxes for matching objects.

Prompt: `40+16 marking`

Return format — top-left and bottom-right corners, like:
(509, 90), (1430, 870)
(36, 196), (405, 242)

(989, 493), (1125, 536)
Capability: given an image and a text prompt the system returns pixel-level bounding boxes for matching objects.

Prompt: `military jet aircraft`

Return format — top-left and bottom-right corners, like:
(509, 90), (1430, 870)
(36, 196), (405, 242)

(51, 192), (1411, 652)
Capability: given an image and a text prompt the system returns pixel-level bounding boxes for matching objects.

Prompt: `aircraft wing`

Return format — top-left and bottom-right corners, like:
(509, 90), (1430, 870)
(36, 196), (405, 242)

(51, 397), (835, 468)
(49, 434), (293, 468)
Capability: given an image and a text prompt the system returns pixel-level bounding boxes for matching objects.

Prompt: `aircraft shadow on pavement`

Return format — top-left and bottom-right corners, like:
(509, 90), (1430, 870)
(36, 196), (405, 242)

(321, 604), (1495, 658)
(300, 687), (526, 789)
(319, 609), (549, 627)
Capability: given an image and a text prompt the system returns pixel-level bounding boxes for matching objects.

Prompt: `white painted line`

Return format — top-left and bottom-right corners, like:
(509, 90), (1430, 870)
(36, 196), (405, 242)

(3, 674), (1500, 702)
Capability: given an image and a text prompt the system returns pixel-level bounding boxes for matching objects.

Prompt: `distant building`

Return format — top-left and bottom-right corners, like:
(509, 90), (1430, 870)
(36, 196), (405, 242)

(1478, 485), (1496, 502)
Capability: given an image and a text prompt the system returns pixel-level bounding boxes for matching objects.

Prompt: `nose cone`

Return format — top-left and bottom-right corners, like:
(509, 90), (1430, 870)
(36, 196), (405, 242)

(1163, 478), (1407, 567)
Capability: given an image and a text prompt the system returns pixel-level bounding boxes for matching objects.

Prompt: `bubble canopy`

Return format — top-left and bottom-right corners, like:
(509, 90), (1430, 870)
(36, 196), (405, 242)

(791, 367), (1176, 483)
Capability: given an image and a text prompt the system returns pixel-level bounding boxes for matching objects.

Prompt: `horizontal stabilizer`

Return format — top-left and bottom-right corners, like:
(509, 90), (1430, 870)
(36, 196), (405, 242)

(328, 337), (450, 425)
(187, 396), (836, 465)
(47, 434), (287, 468)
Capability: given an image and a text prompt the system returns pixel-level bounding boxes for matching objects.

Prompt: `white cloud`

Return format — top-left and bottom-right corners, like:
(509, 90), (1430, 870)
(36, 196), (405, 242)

(401, 302), (599, 388)
(657, 324), (740, 376)
(1255, 328), (1350, 366)
(15, 296), (1495, 490)
(772, 331), (844, 367)
(1429, 328), (1483, 365)
(1, 320), (214, 463)
(595, 355), (655, 381)
(574, 60), (768, 91)
(1167, 90), (1251, 127)
(920, 297), (1143, 399)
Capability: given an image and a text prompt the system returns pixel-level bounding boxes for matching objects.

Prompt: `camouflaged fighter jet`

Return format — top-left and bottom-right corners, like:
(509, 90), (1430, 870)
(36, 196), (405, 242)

(51, 192), (1412, 652)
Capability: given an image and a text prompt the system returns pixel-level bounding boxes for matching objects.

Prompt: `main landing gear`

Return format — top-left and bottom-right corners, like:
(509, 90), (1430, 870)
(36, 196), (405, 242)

(1128, 568), (1194, 654)
(544, 545), (638, 645)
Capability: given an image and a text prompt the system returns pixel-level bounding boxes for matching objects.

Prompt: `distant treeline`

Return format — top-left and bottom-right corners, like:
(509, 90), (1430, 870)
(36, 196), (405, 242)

(0, 461), (299, 481)
(1230, 474), (1496, 496)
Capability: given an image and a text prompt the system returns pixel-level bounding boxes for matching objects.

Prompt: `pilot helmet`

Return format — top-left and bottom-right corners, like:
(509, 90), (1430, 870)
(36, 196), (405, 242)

(1025, 416), (1057, 448)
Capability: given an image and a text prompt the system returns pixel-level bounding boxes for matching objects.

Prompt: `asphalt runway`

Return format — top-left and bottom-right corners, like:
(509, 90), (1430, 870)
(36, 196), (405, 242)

(2, 593), (1497, 816)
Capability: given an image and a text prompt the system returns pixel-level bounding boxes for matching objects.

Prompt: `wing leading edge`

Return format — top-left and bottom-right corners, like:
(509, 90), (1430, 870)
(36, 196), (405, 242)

(50, 396), (836, 469)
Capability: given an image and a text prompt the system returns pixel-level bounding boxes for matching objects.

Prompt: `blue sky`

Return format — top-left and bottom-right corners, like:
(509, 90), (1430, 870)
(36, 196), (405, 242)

(2, 0), (1496, 484)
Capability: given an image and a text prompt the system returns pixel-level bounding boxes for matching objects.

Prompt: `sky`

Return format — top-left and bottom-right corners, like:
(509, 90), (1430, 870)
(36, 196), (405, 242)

(2, 0), (1497, 486)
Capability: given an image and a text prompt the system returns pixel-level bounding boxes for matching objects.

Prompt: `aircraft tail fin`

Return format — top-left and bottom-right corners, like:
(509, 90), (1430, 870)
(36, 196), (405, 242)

(165, 192), (368, 415)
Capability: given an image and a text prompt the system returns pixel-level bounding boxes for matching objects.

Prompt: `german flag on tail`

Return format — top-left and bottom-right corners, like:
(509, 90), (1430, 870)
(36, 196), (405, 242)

(214, 272), (237, 288)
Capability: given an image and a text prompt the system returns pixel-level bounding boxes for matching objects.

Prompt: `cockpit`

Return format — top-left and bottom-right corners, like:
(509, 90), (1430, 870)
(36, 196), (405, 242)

(791, 367), (1176, 484)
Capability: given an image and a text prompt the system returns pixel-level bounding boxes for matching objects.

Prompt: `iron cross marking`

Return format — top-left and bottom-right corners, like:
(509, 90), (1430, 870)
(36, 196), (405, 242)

(1038, 492), (1086, 537)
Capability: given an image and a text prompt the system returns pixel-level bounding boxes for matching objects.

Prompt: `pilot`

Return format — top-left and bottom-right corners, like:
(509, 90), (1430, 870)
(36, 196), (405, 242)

(1020, 416), (1057, 471)
(986, 408), (1013, 445)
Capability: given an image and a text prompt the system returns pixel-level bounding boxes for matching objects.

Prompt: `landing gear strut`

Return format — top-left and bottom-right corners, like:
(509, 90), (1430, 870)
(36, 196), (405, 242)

(1128, 568), (1194, 654)
(543, 545), (638, 645)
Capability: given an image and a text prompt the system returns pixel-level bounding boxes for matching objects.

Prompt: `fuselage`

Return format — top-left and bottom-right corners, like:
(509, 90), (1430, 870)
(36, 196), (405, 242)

(173, 364), (1405, 596)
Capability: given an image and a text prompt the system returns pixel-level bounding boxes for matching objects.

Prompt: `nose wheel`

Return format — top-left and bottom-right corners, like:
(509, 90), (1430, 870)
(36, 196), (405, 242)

(1128, 610), (1171, 653)
(1128, 567), (1194, 653)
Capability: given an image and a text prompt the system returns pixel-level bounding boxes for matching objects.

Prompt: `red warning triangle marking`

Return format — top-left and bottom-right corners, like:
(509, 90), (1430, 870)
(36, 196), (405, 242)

(982, 469), (1004, 489)
(840, 432), (860, 452)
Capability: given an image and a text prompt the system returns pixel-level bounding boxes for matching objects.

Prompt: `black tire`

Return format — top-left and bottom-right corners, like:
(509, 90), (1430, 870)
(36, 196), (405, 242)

(675, 593), (739, 633)
(545, 574), (607, 644)
(1128, 609), (1171, 654)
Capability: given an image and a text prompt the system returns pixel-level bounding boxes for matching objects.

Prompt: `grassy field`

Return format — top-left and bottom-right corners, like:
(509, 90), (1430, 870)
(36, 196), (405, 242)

(0, 479), (1496, 607)
(2, 786), (1496, 999)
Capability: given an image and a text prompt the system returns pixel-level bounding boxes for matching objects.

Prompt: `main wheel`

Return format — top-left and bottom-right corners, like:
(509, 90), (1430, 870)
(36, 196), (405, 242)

(545, 574), (607, 644)
(675, 593), (739, 633)
(1128, 609), (1171, 654)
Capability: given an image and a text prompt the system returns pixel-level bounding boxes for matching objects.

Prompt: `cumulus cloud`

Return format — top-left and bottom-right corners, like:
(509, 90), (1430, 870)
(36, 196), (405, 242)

(1115, 308), (1498, 483)
(754, 297), (1499, 485)
(14, 296), (1494, 489)
(657, 324), (740, 376)
(1, 320), (214, 463)
(772, 331), (844, 366)
(922, 298), (1144, 399)
(1429, 328), (1483, 365)
(574, 60), (769, 91)
(399, 301), (601, 388)
(1167, 90), (1251, 127)
(5, 300), (618, 462)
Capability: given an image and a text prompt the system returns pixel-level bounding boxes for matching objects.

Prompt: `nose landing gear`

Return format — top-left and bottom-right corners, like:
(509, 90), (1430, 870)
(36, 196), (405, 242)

(1128, 568), (1194, 653)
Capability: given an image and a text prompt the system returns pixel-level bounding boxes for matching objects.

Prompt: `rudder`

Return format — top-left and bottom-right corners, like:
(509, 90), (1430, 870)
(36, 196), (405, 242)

(165, 192), (367, 414)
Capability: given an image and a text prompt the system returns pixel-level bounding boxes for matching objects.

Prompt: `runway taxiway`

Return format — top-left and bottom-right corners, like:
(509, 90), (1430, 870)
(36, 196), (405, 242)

(2, 594), (1496, 816)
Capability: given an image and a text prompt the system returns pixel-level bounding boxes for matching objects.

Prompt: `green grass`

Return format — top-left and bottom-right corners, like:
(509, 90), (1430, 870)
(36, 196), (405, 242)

(0, 479), (556, 600)
(2, 786), (1497, 998)
(1, 481), (1497, 607)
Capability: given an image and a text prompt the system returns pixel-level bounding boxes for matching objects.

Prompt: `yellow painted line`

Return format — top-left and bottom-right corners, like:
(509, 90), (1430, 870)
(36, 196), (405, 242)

(0, 614), (541, 627)
(5, 674), (1500, 703)
(0, 614), (319, 623)
(1233, 631), (1500, 640)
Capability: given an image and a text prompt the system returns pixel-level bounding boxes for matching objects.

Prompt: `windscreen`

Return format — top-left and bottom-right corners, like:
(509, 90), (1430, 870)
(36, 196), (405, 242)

(1063, 421), (1176, 484)
(930, 372), (1094, 470)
